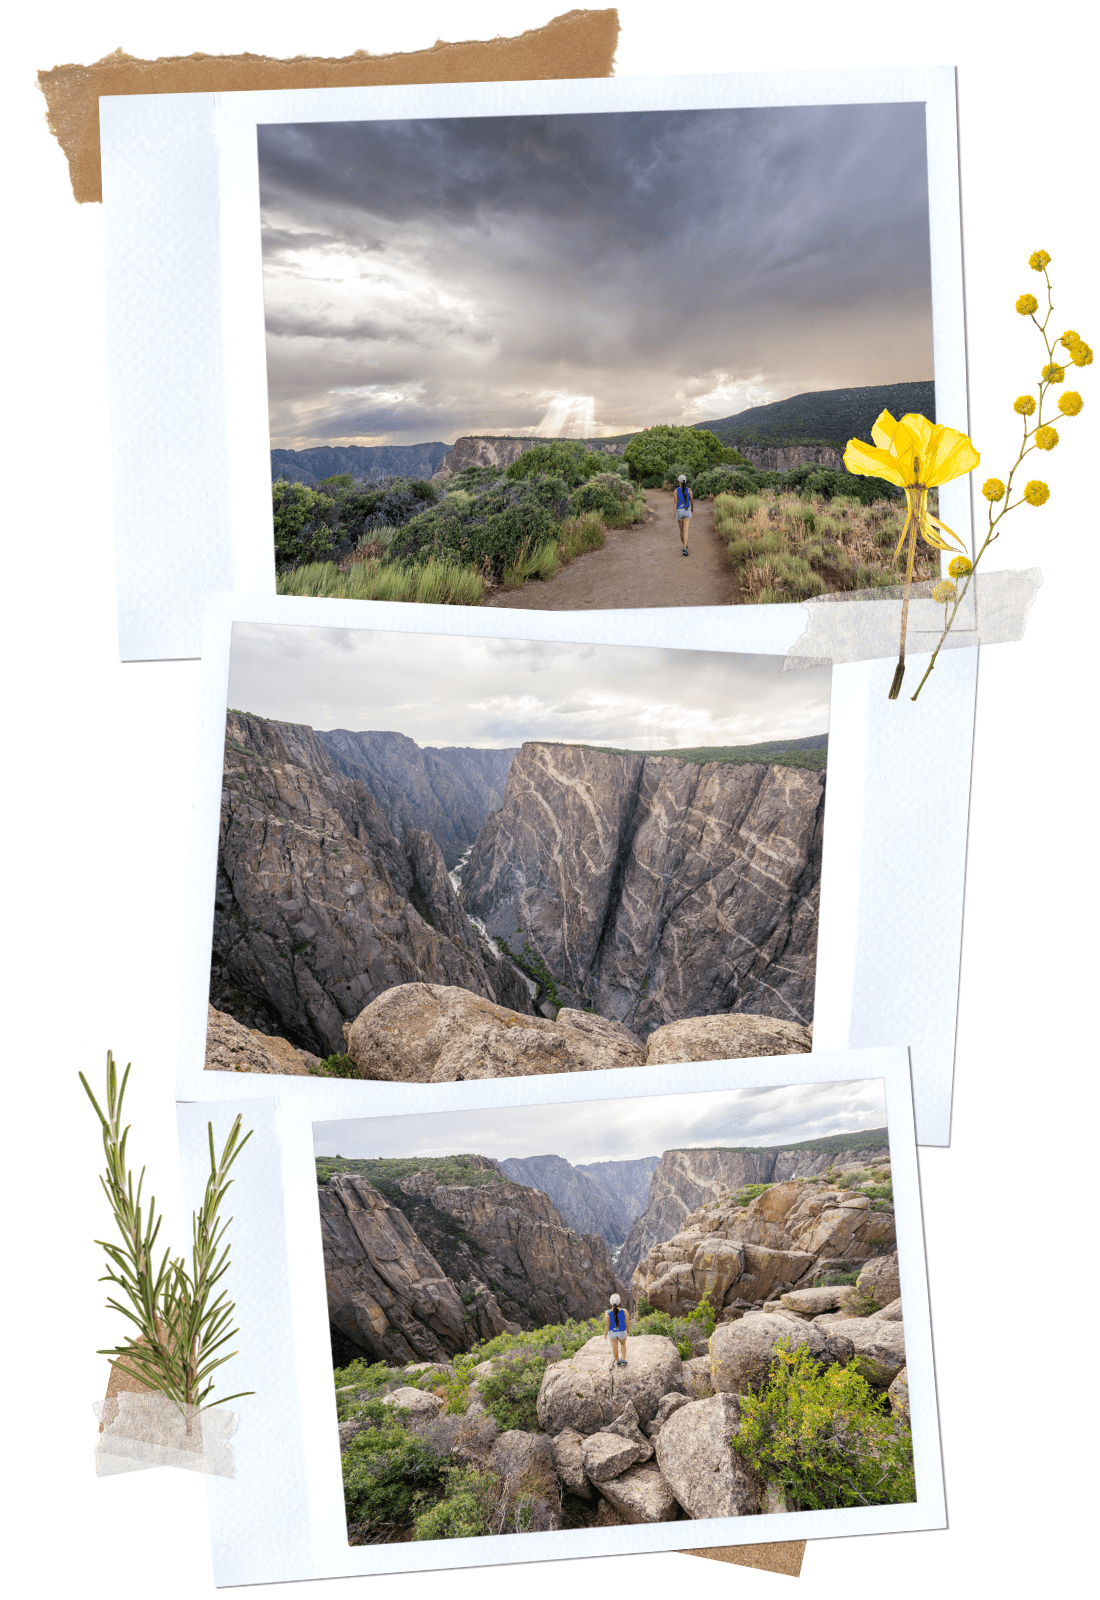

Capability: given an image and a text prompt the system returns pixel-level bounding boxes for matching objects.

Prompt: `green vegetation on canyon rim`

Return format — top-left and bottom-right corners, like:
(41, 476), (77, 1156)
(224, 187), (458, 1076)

(272, 426), (917, 606)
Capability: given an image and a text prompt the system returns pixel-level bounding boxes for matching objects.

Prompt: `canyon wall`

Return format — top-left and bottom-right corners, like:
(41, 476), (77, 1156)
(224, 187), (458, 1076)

(463, 742), (825, 1035)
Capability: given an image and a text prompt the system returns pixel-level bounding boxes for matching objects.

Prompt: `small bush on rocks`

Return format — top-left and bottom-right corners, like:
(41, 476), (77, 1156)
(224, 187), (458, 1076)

(342, 1400), (448, 1533)
(737, 1340), (915, 1510)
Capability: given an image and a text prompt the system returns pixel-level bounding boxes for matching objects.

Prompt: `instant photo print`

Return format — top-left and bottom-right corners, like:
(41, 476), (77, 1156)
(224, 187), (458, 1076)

(100, 65), (968, 661)
(178, 1046), (943, 1583)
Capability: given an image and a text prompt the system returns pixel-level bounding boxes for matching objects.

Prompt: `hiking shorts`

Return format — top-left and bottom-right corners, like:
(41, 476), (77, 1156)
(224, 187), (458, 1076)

(676, 505), (692, 519)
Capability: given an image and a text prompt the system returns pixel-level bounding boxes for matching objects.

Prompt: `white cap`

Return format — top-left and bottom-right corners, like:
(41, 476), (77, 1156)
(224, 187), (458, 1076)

(677, 474), (687, 481)
(609, 1293), (621, 1304)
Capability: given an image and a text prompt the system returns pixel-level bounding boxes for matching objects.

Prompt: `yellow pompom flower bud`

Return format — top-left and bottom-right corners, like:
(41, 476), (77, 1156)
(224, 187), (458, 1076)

(1069, 340), (1093, 367)
(1014, 395), (1037, 416)
(931, 579), (957, 605)
(1024, 480), (1050, 506)
(948, 556), (973, 577)
(1042, 363), (1065, 383)
(1034, 426), (1059, 450)
(1061, 329), (1081, 344)
(1059, 390), (1084, 417)
(1029, 250), (1052, 271)
(982, 478), (1006, 502)
(1017, 293), (1039, 315)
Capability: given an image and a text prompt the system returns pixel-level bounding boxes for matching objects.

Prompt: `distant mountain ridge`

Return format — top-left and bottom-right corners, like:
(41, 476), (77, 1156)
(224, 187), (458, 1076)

(500, 1154), (660, 1247)
(271, 443), (450, 484)
(694, 382), (936, 450)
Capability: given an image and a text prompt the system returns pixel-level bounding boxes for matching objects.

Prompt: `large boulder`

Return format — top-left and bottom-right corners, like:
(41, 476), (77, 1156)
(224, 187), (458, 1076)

(537, 1335), (684, 1436)
(550, 1429), (592, 1498)
(888, 1366), (910, 1425)
(872, 1298), (904, 1323)
(823, 1318), (905, 1387)
(780, 1285), (853, 1318)
(710, 1312), (853, 1395)
(644, 1014), (812, 1064)
(205, 1004), (318, 1075)
(489, 1429), (556, 1484)
(655, 1394), (762, 1519)
(858, 1253), (901, 1307)
(682, 1356), (715, 1398)
(343, 983), (645, 1081)
(603, 1400), (654, 1461)
(597, 1460), (681, 1524)
(582, 1432), (645, 1483)
(385, 1387), (445, 1420)
(645, 1391), (690, 1439)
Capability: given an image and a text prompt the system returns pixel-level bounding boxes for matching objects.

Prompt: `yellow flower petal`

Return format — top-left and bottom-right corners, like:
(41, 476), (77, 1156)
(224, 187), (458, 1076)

(921, 513), (967, 552)
(843, 437), (908, 486)
(870, 409), (899, 450)
(898, 415), (980, 485)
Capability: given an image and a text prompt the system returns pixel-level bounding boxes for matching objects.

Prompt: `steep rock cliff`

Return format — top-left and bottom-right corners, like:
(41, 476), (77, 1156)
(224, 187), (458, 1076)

(432, 436), (624, 481)
(576, 1157), (661, 1223)
(463, 743), (825, 1034)
(617, 1139), (889, 1282)
(211, 712), (535, 1057)
(500, 1154), (638, 1248)
(733, 444), (845, 473)
(316, 729), (517, 868)
(321, 1160), (626, 1360)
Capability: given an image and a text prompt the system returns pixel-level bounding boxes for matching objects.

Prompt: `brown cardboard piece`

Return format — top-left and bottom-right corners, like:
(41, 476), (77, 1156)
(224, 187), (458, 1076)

(37, 9), (620, 203)
(56, 8), (805, 1572)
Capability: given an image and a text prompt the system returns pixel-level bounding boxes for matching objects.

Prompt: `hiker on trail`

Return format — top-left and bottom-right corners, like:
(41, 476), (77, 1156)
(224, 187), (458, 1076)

(674, 474), (693, 555)
(606, 1293), (630, 1366)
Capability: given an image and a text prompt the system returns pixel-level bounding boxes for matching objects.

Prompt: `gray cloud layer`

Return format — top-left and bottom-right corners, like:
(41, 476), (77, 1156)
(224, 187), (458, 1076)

(228, 623), (830, 748)
(313, 1079), (888, 1165)
(258, 104), (933, 448)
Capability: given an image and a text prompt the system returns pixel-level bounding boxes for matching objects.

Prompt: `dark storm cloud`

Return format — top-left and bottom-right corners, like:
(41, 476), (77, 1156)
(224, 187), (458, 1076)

(258, 104), (933, 448)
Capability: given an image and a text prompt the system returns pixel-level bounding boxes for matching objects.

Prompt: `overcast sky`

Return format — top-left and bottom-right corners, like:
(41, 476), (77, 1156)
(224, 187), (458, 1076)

(228, 623), (830, 748)
(258, 103), (933, 449)
(313, 1079), (887, 1164)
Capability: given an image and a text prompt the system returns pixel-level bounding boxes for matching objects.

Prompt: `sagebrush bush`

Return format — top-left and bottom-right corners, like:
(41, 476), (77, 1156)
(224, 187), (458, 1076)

(504, 441), (607, 487)
(477, 1352), (547, 1433)
(737, 1340), (915, 1510)
(342, 1400), (448, 1531)
(309, 1052), (359, 1079)
(413, 1465), (497, 1540)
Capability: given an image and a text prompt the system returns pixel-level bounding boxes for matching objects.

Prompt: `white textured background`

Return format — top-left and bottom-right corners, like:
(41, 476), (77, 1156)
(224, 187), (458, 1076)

(4, 4), (1095, 1598)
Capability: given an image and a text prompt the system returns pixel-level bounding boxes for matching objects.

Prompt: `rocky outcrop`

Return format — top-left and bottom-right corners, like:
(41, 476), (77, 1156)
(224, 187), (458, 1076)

(204, 1003), (320, 1075)
(633, 1175), (896, 1316)
(432, 436), (625, 482)
(654, 1394), (762, 1519)
(315, 729), (517, 869)
(320, 1173), (470, 1364)
(210, 711), (536, 1057)
(644, 1014), (812, 1064)
(500, 1154), (639, 1247)
(618, 1138), (890, 1283)
(596, 1460), (680, 1523)
(343, 983), (645, 1081)
(537, 1335), (684, 1436)
(709, 1312), (854, 1396)
(463, 743), (825, 1035)
(730, 444), (845, 473)
(321, 1161), (627, 1361)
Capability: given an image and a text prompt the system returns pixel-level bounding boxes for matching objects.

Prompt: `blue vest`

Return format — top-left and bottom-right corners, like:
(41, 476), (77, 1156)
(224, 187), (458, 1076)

(609, 1306), (626, 1333)
(676, 485), (690, 510)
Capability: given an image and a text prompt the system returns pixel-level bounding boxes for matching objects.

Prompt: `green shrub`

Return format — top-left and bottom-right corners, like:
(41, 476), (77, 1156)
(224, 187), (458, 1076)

(477, 1352), (546, 1433)
(694, 466), (761, 499)
(272, 480), (339, 567)
(737, 1340), (915, 1509)
(505, 441), (606, 487)
(734, 1182), (775, 1206)
(632, 1309), (674, 1338)
(623, 425), (728, 487)
(387, 476), (568, 581)
(309, 1053), (359, 1080)
(568, 473), (644, 522)
(413, 1465), (498, 1540)
(635, 1296), (655, 1318)
(276, 557), (484, 606)
(342, 1401), (447, 1530)
(676, 1337), (693, 1360)
(457, 1315), (603, 1371)
(685, 1294), (717, 1339)
(556, 511), (607, 563)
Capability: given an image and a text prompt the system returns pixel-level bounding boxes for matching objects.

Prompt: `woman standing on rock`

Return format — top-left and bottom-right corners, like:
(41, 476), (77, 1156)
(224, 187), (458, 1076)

(674, 474), (693, 555)
(606, 1293), (630, 1366)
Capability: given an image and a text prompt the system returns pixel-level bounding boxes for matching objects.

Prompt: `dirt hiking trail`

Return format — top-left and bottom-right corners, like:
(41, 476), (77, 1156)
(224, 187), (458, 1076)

(486, 487), (736, 611)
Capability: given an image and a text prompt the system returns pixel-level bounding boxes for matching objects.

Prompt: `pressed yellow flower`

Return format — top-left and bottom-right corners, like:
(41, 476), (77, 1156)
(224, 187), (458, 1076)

(948, 556), (973, 577)
(1014, 395), (1036, 416)
(1069, 340), (1094, 367)
(1035, 425), (1059, 450)
(843, 410), (975, 558)
(1017, 293), (1039, 315)
(982, 477), (1006, 501)
(1042, 363), (1065, 383)
(1024, 480), (1050, 505)
(1029, 250), (1052, 270)
(931, 579), (957, 605)
(1059, 390), (1084, 416)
